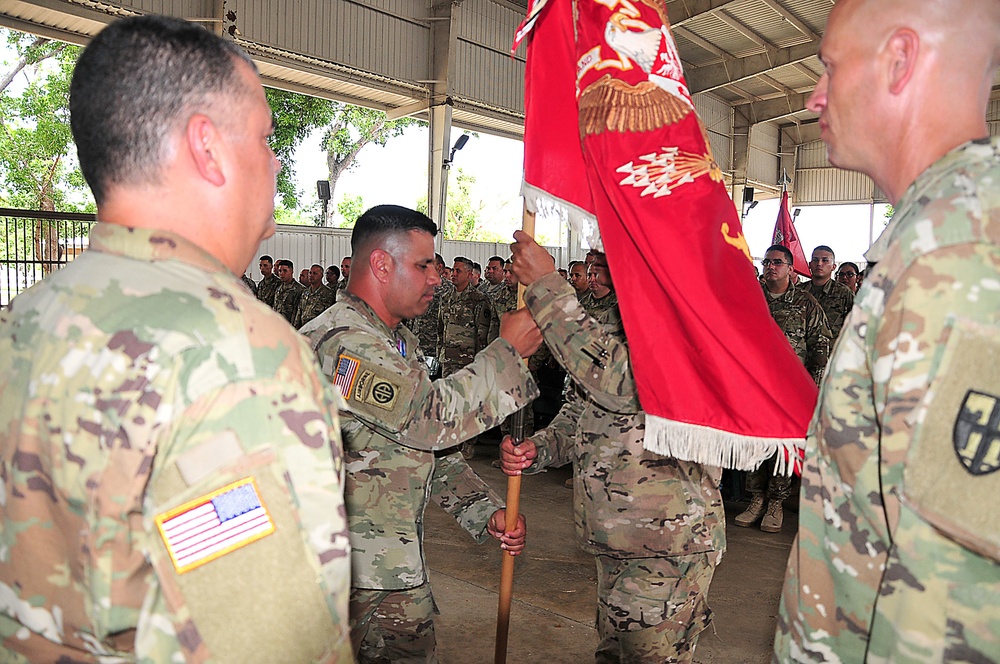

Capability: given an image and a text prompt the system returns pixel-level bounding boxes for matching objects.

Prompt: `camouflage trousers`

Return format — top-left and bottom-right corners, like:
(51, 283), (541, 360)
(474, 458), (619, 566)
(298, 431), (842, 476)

(594, 553), (717, 664)
(350, 584), (437, 663)
(744, 453), (795, 501)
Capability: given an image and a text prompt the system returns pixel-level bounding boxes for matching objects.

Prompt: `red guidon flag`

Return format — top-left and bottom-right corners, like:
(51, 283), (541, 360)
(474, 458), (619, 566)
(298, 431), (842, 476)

(515, 0), (816, 470)
(773, 191), (810, 278)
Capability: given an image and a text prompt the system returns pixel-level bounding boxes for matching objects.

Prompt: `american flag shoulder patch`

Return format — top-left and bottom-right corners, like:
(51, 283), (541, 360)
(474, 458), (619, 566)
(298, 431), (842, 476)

(155, 477), (275, 575)
(335, 354), (361, 398)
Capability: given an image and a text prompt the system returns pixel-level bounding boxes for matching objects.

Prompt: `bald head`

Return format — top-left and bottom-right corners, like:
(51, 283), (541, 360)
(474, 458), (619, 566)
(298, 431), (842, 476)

(809, 0), (1000, 202)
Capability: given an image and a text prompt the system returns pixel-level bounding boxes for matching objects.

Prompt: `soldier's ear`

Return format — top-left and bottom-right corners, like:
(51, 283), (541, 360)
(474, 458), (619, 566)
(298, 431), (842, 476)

(886, 27), (919, 95)
(370, 249), (392, 284)
(186, 114), (226, 187)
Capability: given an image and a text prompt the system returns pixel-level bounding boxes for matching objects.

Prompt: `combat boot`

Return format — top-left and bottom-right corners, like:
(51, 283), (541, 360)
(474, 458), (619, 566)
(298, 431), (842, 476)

(760, 498), (784, 533)
(734, 494), (765, 527)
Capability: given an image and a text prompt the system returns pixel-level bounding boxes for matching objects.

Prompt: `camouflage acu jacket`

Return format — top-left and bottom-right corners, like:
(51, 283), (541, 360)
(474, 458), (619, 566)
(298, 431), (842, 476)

(488, 284), (518, 343)
(803, 278), (854, 339)
(241, 273), (257, 295)
(302, 293), (539, 590)
(522, 273), (726, 560)
(256, 272), (280, 307)
(273, 280), (305, 324)
(762, 281), (832, 386)
(776, 138), (1000, 662)
(0, 224), (351, 663)
(580, 289), (618, 321)
(294, 283), (336, 329)
(406, 279), (453, 361)
(437, 285), (491, 373)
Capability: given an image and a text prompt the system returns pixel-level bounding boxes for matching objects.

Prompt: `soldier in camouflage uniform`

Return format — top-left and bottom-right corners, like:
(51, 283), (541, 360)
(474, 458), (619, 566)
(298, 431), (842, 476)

(241, 270), (257, 295)
(481, 255), (506, 299)
(256, 253), (280, 307)
(775, 1), (1000, 660)
(272, 258), (305, 324)
(294, 263), (336, 328)
(568, 260), (589, 302)
(737, 244), (832, 534)
(301, 205), (542, 663)
(0, 16), (351, 662)
(437, 257), (492, 376)
(438, 257), (492, 457)
(405, 253), (454, 368)
(582, 254), (619, 319)
(502, 234), (725, 663)
(338, 255), (351, 295)
(803, 245), (855, 339)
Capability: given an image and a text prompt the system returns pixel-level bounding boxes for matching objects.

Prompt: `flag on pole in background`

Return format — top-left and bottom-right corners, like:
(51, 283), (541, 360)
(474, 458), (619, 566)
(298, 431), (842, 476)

(772, 191), (810, 278)
(515, 0), (816, 470)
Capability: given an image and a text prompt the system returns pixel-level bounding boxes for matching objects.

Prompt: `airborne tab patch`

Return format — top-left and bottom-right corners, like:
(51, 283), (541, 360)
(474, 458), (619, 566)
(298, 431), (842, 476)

(954, 390), (1000, 476)
(156, 478), (275, 574)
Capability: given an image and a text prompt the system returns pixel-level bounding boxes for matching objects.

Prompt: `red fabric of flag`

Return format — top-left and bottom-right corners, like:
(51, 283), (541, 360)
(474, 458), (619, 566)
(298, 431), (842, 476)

(518, 0), (817, 469)
(772, 191), (811, 277)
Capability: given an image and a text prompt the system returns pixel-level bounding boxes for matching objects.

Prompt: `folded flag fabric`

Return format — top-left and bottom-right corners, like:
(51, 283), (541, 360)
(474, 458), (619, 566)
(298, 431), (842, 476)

(516, 0), (817, 470)
(772, 191), (811, 277)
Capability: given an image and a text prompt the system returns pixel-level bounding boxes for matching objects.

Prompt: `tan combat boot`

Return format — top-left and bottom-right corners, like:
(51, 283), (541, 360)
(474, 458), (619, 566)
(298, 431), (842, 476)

(734, 494), (766, 527)
(760, 498), (784, 533)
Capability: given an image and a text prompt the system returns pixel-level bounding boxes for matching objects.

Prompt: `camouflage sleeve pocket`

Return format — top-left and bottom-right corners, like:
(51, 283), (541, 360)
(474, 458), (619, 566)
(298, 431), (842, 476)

(902, 317), (1000, 562)
(146, 446), (345, 662)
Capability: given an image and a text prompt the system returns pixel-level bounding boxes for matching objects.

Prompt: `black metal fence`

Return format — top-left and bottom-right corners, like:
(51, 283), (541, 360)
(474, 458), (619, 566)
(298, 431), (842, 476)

(0, 207), (97, 308)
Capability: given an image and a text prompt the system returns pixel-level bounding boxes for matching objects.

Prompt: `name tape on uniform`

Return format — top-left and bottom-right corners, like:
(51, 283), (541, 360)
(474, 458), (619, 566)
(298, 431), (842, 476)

(155, 478), (275, 574)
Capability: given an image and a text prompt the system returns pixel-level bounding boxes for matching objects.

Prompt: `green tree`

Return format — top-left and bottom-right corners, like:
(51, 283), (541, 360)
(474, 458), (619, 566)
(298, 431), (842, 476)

(265, 88), (419, 227)
(417, 168), (505, 242)
(320, 105), (418, 226)
(0, 30), (92, 277)
(336, 194), (364, 228)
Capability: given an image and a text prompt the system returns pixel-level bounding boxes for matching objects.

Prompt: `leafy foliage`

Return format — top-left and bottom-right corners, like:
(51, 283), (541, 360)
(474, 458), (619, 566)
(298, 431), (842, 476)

(336, 194), (364, 228)
(266, 88), (420, 226)
(0, 31), (91, 212)
(416, 168), (505, 242)
(266, 88), (336, 210)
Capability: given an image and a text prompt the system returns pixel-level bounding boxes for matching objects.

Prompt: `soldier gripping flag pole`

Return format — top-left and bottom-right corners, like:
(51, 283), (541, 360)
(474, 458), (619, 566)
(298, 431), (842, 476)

(514, 0), (817, 471)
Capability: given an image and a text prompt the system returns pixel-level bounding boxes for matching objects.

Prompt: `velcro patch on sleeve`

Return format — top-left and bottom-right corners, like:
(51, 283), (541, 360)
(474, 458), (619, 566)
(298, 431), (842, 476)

(334, 354), (361, 399)
(352, 369), (401, 412)
(904, 318), (1000, 562)
(155, 478), (275, 574)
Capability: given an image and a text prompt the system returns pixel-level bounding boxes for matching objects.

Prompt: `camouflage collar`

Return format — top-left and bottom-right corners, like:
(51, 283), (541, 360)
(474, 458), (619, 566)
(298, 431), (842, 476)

(338, 291), (400, 341)
(866, 137), (998, 264)
(89, 223), (231, 275)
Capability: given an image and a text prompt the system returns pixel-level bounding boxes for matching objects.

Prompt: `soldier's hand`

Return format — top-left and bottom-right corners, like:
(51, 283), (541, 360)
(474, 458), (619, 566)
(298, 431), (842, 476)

(499, 308), (543, 358)
(500, 435), (537, 476)
(510, 230), (556, 285)
(488, 509), (527, 556)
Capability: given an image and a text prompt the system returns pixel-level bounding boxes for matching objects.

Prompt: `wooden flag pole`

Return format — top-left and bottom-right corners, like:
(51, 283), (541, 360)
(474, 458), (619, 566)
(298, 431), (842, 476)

(494, 206), (536, 664)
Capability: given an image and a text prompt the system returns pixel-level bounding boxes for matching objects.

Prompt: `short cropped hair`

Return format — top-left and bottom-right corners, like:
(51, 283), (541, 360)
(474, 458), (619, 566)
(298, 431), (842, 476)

(472, 262), (482, 274)
(812, 245), (835, 258)
(765, 244), (794, 265)
(487, 256), (504, 265)
(70, 15), (255, 205)
(453, 256), (474, 270)
(260, 254), (274, 264)
(839, 261), (859, 274)
(276, 259), (293, 271)
(351, 205), (437, 256)
(568, 260), (583, 270)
